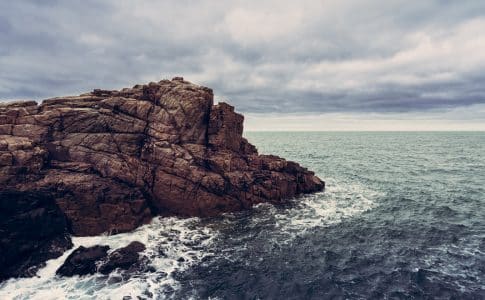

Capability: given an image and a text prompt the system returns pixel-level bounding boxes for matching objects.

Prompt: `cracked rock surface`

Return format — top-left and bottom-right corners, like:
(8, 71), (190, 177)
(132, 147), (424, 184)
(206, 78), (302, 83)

(0, 77), (324, 237)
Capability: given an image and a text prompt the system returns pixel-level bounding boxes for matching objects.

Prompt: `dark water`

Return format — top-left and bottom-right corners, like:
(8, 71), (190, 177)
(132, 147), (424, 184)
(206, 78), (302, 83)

(175, 132), (485, 299)
(1, 132), (484, 299)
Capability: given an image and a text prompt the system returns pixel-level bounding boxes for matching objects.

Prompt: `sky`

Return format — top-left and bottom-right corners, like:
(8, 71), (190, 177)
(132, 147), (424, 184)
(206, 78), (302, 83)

(0, 1), (484, 131)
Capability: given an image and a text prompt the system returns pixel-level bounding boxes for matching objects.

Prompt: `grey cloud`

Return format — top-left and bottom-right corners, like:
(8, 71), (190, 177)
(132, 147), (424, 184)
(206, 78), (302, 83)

(0, 0), (485, 115)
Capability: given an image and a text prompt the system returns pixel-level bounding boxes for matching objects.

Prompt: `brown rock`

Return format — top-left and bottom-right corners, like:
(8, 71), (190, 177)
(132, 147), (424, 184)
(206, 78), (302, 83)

(0, 78), (324, 238)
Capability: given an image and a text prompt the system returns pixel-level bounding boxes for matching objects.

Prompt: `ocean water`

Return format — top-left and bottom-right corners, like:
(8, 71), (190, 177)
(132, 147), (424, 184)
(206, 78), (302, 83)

(1, 132), (484, 299)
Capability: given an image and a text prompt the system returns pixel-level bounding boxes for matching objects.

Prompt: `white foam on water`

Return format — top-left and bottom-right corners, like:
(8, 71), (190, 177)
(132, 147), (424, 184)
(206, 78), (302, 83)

(271, 178), (382, 235)
(0, 216), (218, 300)
(0, 178), (381, 299)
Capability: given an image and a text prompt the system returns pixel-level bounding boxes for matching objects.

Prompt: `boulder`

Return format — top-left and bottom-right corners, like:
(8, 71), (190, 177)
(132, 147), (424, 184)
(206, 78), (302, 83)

(56, 245), (110, 277)
(99, 241), (147, 275)
(56, 242), (149, 277)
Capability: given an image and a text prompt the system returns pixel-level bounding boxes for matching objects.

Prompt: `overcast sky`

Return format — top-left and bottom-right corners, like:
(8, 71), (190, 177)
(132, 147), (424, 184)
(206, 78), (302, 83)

(1, 1), (484, 130)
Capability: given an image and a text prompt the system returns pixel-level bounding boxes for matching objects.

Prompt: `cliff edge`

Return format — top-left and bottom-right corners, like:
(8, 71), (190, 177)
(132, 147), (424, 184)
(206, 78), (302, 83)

(1, 77), (324, 234)
(0, 77), (323, 279)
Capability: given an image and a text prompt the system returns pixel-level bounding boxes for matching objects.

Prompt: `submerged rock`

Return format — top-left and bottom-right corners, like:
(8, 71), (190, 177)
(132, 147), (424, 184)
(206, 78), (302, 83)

(99, 241), (147, 275)
(56, 245), (110, 277)
(0, 77), (324, 237)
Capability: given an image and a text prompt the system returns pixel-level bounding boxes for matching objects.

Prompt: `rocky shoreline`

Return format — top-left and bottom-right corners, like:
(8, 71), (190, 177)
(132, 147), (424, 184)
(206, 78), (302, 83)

(0, 77), (324, 281)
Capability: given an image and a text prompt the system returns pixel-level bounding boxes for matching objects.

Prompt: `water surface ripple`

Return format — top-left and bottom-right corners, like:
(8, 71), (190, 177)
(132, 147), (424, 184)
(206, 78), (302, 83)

(1, 132), (484, 299)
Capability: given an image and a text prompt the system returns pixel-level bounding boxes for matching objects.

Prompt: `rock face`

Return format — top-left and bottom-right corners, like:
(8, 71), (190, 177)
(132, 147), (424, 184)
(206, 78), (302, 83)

(0, 190), (72, 280)
(0, 77), (324, 238)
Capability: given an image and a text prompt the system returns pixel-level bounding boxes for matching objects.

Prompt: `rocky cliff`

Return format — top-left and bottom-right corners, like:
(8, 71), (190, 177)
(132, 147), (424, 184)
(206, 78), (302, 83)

(0, 77), (324, 278)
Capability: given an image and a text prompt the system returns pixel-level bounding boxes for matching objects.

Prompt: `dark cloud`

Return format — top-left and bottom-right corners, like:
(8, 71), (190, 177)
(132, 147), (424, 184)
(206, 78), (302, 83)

(0, 0), (485, 114)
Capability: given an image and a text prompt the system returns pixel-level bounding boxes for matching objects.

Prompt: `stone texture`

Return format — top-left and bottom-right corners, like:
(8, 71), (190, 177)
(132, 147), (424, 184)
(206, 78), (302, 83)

(0, 190), (72, 281)
(0, 77), (324, 237)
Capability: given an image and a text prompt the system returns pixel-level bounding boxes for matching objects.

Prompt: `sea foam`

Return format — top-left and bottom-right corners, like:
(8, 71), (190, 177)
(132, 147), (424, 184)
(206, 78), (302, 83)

(0, 217), (218, 300)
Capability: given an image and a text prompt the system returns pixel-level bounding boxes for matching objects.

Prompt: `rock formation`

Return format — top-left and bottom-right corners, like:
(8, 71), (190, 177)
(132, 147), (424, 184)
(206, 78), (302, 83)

(0, 190), (72, 280)
(0, 77), (324, 280)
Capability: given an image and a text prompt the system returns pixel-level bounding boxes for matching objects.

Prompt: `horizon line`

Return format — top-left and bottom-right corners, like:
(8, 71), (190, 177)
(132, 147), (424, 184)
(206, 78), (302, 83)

(244, 130), (485, 132)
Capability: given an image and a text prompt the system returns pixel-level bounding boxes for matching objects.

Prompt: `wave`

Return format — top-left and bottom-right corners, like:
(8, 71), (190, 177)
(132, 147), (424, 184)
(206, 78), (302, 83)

(275, 178), (381, 232)
(0, 178), (383, 299)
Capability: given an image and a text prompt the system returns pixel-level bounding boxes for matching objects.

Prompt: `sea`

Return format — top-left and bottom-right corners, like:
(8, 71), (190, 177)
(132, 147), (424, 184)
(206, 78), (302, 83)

(0, 132), (484, 299)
